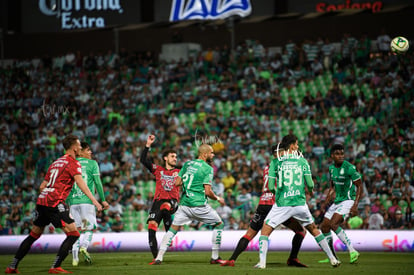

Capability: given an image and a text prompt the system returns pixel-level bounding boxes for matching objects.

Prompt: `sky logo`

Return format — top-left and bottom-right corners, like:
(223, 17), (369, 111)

(92, 238), (122, 252)
(170, 0), (252, 21)
(170, 235), (195, 251)
(31, 242), (49, 252)
(382, 235), (414, 252)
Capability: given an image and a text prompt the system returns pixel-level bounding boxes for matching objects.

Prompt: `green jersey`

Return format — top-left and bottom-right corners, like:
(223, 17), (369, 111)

(178, 159), (213, 207)
(329, 160), (361, 204)
(67, 157), (105, 205)
(273, 155), (313, 207)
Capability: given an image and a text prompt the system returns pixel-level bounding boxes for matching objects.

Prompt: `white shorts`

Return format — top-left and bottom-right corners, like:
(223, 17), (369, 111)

(172, 204), (222, 226)
(70, 204), (97, 230)
(324, 200), (354, 220)
(265, 204), (314, 228)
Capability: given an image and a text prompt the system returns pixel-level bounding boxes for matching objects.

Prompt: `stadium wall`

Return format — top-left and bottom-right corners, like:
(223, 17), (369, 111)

(4, 8), (414, 59)
(0, 230), (413, 254)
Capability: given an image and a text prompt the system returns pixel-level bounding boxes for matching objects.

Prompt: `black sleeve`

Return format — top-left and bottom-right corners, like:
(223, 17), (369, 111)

(140, 146), (154, 173)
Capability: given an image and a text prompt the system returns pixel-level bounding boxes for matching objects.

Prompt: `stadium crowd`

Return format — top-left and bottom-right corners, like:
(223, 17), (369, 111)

(1, 31), (414, 235)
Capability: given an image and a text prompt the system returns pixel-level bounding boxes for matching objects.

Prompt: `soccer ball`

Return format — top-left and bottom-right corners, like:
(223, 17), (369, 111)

(390, 36), (409, 54)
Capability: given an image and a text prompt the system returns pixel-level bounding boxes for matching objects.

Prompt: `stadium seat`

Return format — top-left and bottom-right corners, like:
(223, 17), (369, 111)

(380, 194), (389, 204)
(125, 222), (134, 232)
(178, 113), (187, 124)
(355, 117), (366, 130)
(165, 102), (174, 114)
(398, 200), (408, 211)
(392, 98), (400, 108)
(145, 181), (156, 194)
(216, 101), (224, 114)
(340, 106), (350, 117)
(231, 209), (241, 221)
(251, 196), (260, 209)
(383, 200), (392, 210)
(395, 157), (404, 165)
(209, 200), (220, 209)
(188, 113), (197, 125)
(366, 117), (377, 127)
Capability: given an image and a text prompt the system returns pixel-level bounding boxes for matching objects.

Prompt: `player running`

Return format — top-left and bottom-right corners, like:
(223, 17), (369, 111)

(255, 134), (340, 269)
(221, 143), (307, 267)
(5, 135), (103, 274)
(319, 144), (362, 264)
(150, 144), (225, 265)
(140, 134), (181, 259)
(67, 141), (109, 266)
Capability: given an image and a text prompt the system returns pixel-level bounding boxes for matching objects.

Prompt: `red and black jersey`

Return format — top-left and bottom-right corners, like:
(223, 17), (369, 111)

(259, 165), (275, 206)
(37, 154), (82, 207)
(140, 147), (181, 201)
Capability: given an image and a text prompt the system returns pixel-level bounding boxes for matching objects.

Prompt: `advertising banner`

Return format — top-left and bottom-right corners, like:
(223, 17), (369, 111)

(169, 0), (252, 21)
(0, 230), (413, 254)
(22, 0), (141, 33)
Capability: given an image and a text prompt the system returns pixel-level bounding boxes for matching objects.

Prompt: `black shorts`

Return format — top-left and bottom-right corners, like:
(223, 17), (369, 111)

(249, 204), (296, 231)
(250, 204), (272, 231)
(33, 203), (74, 228)
(147, 199), (178, 224)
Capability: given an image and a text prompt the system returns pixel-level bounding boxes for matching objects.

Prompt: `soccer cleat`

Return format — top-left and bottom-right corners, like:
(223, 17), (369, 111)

(287, 258), (308, 267)
(210, 257), (225, 264)
(5, 267), (20, 274)
(254, 263), (266, 269)
(72, 259), (79, 266)
(80, 247), (92, 264)
(149, 259), (162, 265)
(220, 260), (235, 267)
(330, 258), (341, 268)
(48, 267), (73, 274)
(350, 251), (360, 264)
(318, 258), (330, 263)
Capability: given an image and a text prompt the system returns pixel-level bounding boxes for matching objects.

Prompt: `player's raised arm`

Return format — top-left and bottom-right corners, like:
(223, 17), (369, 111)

(74, 174), (102, 211)
(140, 134), (156, 171)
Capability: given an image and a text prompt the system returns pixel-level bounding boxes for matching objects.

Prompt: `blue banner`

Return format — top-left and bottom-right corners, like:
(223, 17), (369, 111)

(170, 0), (252, 21)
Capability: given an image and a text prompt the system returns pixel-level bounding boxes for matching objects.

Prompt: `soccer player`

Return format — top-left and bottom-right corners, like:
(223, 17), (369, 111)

(150, 144), (225, 265)
(5, 135), (103, 274)
(255, 134), (340, 269)
(140, 134), (181, 259)
(67, 141), (109, 266)
(319, 143), (362, 264)
(221, 143), (307, 267)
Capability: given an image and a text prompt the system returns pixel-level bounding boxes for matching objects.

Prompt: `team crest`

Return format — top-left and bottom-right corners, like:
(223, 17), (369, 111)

(340, 168), (344, 175)
(170, 0), (252, 21)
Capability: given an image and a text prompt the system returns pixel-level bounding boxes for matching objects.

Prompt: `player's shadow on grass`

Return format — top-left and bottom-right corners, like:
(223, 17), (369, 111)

(266, 262), (286, 268)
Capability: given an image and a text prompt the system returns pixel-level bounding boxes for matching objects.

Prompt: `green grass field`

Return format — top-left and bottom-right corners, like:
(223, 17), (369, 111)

(1, 251), (413, 275)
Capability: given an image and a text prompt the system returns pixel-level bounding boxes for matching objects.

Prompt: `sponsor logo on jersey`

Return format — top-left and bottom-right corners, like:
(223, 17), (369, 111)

(160, 171), (178, 191)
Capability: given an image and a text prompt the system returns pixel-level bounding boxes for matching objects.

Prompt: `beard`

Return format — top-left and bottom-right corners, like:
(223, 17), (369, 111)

(206, 157), (213, 166)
